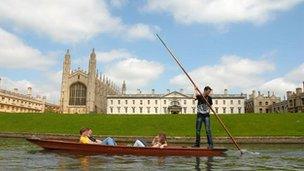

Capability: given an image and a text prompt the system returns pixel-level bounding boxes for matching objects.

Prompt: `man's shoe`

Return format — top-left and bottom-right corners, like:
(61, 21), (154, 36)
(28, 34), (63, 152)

(207, 146), (213, 149)
(191, 144), (200, 148)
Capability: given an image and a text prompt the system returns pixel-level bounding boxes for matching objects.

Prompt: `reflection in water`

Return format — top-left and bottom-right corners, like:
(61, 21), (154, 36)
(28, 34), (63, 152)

(1, 138), (304, 170)
(79, 156), (90, 171)
(195, 157), (214, 171)
(157, 156), (165, 166)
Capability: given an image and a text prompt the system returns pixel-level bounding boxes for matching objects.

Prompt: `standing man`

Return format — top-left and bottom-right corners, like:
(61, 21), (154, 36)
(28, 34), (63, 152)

(193, 86), (214, 149)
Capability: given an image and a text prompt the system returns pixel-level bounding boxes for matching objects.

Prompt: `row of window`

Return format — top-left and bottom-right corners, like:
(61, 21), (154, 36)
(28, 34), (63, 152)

(0, 104), (41, 112)
(258, 101), (275, 106)
(110, 99), (185, 105)
(259, 108), (270, 113)
(215, 99), (242, 105)
(214, 107), (242, 114)
(109, 107), (243, 114)
(273, 106), (288, 112)
(110, 99), (243, 106)
(288, 98), (304, 107)
(0, 95), (43, 107)
(109, 106), (161, 114)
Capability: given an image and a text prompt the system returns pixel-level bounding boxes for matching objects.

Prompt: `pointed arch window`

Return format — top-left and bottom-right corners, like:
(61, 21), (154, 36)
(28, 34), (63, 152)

(69, 82), (87, 105)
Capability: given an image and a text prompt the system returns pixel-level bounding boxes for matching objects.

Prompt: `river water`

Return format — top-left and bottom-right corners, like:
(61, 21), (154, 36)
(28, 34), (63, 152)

(0, 138), (303, 170)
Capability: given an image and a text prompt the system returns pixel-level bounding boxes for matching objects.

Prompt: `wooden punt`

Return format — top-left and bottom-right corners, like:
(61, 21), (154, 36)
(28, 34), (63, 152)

(26, 138), (227, 157)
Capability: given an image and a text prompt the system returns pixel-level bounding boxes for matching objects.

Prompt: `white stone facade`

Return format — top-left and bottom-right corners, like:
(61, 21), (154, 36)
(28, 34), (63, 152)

(107, 90), (246, 114)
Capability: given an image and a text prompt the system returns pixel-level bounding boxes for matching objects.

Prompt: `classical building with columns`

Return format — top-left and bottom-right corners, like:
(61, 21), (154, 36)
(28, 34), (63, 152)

(107, 87), (247, 114)
(59, 49), (120, 114)
(0, 87), (46, 113)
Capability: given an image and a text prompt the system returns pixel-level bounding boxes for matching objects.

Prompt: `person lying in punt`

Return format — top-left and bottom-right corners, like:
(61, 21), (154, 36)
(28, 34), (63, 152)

(79, 128), (116, 146)
(133, 133), (168, 148)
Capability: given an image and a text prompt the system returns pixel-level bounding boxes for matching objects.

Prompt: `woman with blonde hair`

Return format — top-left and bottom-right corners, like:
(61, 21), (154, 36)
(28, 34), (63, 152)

(152, 133), (167, 148)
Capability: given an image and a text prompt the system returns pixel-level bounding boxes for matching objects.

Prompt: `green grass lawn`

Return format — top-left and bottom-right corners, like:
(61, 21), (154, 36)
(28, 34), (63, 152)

(0, 112), (303, 137)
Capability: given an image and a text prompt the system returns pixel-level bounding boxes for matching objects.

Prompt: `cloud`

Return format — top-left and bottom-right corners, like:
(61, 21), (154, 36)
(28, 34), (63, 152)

(0, 0), (157, 43)
(0, 27), (55, 69)
(0, 77), (33, 92)
(124, 24), (160, 41)
(96, 49), (135, 63)
(110, 0), (128, 8)
(144, 0), (304, 25)
(170, 55), (275, 93)
(104, 57), (164, 90)
(258, 63), (304, 97)
(0, 74), (60, 104)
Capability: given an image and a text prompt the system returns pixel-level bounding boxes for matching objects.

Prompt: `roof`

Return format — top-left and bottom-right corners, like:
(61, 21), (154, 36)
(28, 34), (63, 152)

(107, 90), (247, 99)
(0, 89), (43, 103)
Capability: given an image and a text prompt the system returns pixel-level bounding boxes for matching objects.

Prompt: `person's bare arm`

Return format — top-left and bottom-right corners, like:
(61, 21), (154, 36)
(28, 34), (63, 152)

(88, 139), (99, 144)
(151, 136), (157, 146)
(193, 87), (199, 99)
(152, 143), (161, 148)
(160, 141), (168, 148)
(208, 97), (213, 113)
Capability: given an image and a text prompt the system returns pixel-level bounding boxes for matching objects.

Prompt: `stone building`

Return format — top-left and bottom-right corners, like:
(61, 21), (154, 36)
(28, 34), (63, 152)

(265, 82), (304, 113)
(59, 49), (120, 114)
(245, 90), (281, 113)
(107, 88), (246, 114)
(0, 87), (46, 113)
(268, 99), (288, 113)
(45, 102), (60, 113)
(283, 82), (304, 113)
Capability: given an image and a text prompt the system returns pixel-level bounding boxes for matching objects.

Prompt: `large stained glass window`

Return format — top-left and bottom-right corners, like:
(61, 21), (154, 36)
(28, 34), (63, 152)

(69, 82), (87, 105)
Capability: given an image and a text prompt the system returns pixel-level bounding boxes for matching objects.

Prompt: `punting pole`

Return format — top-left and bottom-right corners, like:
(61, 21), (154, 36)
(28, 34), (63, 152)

(156, 34), (243, 154)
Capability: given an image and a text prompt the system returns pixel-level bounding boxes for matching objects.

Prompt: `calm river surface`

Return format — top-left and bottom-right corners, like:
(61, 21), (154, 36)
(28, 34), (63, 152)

(0, 138), (303, 170)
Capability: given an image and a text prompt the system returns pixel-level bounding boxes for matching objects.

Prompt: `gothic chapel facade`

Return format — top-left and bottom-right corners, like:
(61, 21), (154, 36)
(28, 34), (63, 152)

(60, 49), (120, 114)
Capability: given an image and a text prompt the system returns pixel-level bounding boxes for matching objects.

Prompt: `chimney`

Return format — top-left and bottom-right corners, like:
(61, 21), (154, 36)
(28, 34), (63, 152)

(267, 91), (270, 97)
(180, 88), (184, 93)
(286, 91), (292, 97)
(224, 89), (228, 95)
(258, 91), (261, 96)
(13, 88), (18, 93)
(121, 80), (126, 95)
(296, 88), (302, 94)
(252, 90), (256, 98)
(167, 89), (170, 93)
(137, 89), (141, 94)
(27, 87), (32, 96)
(303, 81), (304, 91)
(151, 89), (155, 94)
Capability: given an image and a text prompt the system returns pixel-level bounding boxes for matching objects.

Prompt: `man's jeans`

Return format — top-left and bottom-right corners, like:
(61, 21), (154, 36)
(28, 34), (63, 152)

(101, 137), (116, 146)
(195, 113), (213, 148)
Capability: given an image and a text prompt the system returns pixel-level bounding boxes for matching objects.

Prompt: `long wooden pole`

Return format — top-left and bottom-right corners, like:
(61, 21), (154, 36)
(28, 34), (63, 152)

(156, 34), (243, 153)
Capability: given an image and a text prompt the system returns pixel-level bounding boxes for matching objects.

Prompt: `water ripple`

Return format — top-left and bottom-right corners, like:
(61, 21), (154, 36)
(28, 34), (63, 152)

(0, 138), (303, 170)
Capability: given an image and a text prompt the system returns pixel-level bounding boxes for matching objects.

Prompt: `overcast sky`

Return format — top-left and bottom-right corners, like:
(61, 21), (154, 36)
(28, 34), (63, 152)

(0, 0), (303, 103)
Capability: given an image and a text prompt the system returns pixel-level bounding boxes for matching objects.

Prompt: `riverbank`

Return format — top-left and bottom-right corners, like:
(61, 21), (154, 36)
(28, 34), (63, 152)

(1, 113), (303, 137)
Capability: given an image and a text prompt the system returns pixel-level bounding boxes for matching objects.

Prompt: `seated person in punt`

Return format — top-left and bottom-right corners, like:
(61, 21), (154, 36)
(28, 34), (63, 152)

(133, 133), (168, 148)
(79, 128), (116, 146)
